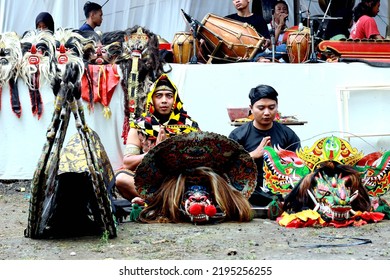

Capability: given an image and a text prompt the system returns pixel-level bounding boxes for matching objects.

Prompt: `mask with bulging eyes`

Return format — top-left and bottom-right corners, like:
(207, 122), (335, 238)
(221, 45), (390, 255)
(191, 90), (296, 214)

(181, 185), (220, 223)
(309, 173), (359, 221)
(20, 30), (57, 90)
(124, 27), (149, 57)
(0, 32), (22, 87)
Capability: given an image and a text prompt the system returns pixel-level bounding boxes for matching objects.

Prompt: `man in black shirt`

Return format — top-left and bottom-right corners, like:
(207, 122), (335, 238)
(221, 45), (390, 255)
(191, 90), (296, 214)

(226, 0), (270, 39)
(229, 84), (301, 207)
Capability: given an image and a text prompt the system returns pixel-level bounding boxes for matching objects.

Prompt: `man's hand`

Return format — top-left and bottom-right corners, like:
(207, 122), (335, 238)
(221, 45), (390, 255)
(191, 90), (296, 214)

(262, 38), (271, 50)
(138, 133), (154, 153)
(249, 136), (271, 159)
(156, 126), (168, 145)
(278, 13), (289, 27)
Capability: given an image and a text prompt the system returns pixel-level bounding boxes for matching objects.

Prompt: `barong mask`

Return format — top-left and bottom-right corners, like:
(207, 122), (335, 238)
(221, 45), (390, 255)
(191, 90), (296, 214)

(309, 172), (359, 221)
(54, 28), (85, 83)
(78, 30), (122, 118)
(120, 25), (165, 144)
(99, 30), (125, 64)
(19, 30), (56, 118)
(263, 136), (390, 223)
(20, 30), (57, 88)
(0, 32), (22, 88)
(123, 27), (149, 58)
(86, 38), (123, 65)
(0, 32), (22, 116)
(181, 184), (220, 223)
(135, 132), (257, 224)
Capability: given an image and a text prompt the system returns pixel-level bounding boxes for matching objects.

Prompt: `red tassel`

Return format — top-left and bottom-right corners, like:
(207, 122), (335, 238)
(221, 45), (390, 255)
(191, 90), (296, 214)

(204, 205), (217, 217)
(122, 116), (130, 144)
(188, 204), (203, 216)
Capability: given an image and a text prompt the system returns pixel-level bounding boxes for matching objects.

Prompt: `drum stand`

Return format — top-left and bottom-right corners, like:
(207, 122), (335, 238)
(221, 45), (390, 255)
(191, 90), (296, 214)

(304, 19), (325, 63)
(188, 19), (199, 64)
(268, 21), (276, 62)
(304, 0), (337, 63)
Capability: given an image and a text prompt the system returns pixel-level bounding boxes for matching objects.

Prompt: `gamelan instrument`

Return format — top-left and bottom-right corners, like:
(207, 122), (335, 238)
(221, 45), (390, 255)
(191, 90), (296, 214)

(196, 13), (265, 63)
(318, 39), (390, 63)
(171, 32), (197, 64)
(286, 28), (311, 63)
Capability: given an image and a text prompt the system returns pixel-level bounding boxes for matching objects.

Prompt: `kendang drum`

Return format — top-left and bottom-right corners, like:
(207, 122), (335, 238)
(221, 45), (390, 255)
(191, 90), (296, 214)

(172, 32), (196, 64)
(286, 30), (311, 63)
(197, 13), (264, 63)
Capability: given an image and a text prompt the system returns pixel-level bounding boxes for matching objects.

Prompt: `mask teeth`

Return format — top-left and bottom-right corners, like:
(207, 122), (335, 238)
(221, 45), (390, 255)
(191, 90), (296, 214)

(185, 200), (191, 216)
(350, 190), (359, 203)
(307, 189), (320, 211)
(191, 214), (208, 222)
(330, 208), (352, 221)
(185, 199), (212, 222)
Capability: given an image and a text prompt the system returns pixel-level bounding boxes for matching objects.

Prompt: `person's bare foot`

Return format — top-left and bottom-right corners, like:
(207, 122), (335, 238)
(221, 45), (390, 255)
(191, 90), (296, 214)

(256, 56), (271, 63)
(131, 197), (145, 206)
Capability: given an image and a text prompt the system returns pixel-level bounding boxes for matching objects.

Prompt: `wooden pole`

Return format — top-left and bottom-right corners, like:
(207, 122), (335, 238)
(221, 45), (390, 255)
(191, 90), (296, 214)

(293, 0), (300, 26)
(388, 0), (390, 38)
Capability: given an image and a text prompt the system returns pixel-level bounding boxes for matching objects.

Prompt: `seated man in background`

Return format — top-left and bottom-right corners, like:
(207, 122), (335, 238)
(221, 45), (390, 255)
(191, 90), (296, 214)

(252, 0), (290, 62)
(350, 0), (384, 40)
(115, 74), (200, 204)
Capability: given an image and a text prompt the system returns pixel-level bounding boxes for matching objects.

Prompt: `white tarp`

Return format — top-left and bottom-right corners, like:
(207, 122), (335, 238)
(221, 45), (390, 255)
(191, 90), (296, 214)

(1, 63), (390, 179)
(1, 1), (390, 179)
(1, 0), (389, 40)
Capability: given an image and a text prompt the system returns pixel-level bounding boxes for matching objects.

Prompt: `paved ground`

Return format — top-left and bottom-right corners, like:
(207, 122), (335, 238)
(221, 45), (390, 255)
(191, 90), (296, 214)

(1, 180), (390, 260)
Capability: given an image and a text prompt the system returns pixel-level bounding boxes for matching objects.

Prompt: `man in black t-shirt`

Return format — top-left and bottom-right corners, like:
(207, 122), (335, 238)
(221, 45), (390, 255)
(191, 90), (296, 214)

(226, 0), (270, 39)
(229, 84), (301, 207)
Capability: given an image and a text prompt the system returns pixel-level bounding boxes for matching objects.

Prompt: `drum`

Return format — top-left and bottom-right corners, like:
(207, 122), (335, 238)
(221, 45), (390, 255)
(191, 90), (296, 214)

(197, 13), (264, 63)
(286, 31), (310, 63)
(172, 32), (196, 64)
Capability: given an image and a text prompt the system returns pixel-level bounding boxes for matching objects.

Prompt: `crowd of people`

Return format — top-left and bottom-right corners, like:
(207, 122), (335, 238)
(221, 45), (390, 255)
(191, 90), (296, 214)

(225, 0), (385, 62)
(8, 1), (387, 225)
(29, 0), (386, 65)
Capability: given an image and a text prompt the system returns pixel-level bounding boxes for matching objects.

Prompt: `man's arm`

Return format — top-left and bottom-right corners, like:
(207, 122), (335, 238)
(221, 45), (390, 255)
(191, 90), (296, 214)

(123, 126), (168, 170)
(122, 128), (146, 171)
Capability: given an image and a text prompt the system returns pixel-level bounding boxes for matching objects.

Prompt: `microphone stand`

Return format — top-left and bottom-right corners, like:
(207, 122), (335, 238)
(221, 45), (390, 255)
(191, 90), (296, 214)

(189, 20), (199, 64)
(181, 9), (201, 64)
(270, 33), (275, 63)
(316, 0), (333, 39)
(268, 19), (275, 63)
(303, 0), (326, 64)
(304, 19), (324, 63)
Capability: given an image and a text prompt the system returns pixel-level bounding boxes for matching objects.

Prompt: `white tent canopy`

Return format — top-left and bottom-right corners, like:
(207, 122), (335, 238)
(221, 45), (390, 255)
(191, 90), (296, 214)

(1, 0), (388, 41)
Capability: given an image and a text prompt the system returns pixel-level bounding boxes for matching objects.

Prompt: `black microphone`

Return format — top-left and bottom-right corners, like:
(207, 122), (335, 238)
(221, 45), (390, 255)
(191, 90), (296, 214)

(181, 9), (203, 27)
(181, 9), (192, 24)
(181, 9), (201, 64)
